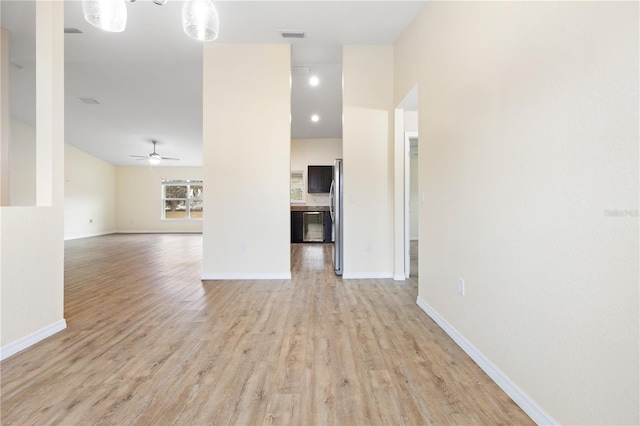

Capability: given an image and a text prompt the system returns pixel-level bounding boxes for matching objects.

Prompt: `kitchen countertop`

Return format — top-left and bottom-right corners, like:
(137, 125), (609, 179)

(291, 205), (330, 212)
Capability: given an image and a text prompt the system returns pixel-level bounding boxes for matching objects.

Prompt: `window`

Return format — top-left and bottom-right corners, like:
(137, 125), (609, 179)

(290, 171), (304, 203)
(162, 179), (203, 220)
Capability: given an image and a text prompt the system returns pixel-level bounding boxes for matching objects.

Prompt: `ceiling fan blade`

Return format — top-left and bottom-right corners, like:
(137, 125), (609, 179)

(130, 142), (179, 163)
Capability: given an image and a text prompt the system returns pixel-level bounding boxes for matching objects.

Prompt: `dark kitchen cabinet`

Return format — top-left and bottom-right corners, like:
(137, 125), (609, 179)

(291, 210), (333, 243)
(291, 211), (304, 243)
(308, 165), (333, 193)
(323, 211), (333, 242)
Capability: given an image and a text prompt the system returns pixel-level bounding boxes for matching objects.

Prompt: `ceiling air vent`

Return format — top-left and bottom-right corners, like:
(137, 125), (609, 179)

(64, 28), (83, 34)
(79, 98), (99, 105)
(280, 30), (305, 39)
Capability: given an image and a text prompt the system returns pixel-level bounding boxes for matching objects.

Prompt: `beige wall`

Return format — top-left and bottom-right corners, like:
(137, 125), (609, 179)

(202, 44), (291, 279)
(116, 166), (203, 233)
(1, 28), (9, 205)
(9, 119), (36, 206)
(1, 2), (65, 352)
(65, 145), (201, 237)
(290, 138), (342, 206)
(343, 45), (394, 278)
(396, 2), (639, 424)
(393, 17), (422, 108)
(64, 144), (116, 240)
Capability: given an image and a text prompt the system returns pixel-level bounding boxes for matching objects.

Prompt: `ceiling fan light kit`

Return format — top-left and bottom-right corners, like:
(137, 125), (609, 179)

(130, 141), (180, 165)
(82, 0), (219, 42)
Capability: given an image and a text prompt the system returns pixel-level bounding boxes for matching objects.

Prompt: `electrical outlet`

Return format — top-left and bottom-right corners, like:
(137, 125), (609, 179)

(365, 242), (372, 252)
(458, 279), (465, 296)
(240, 244), (247, 253)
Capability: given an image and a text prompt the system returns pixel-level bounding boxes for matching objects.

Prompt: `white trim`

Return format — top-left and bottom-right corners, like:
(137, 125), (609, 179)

(68, 231), (203, 237)
(117, 230), (202, 234)
(405, 131), (418, 279)
(64, 231), (115, 241)
(416, 296), (556, 426)
(342, 272), (393, 279)
(393, 273), (406, 281)
(0, 319), (67, 361)
(201, 273), (292, 280)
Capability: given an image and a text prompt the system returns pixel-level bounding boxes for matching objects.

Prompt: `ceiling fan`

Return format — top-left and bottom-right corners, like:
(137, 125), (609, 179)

(130, 140), (179, 165)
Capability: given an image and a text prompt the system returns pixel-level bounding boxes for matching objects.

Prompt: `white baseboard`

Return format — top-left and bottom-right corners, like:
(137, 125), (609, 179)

(416, 296), (556, 426)
(64, 231), (115, 241)
(342, 272), (394, 279)
(0, 319), (67, 361)
(201, 273), (292, 280)
(393, 273), (406, 281)
(65, 231), (203, 241)
(117, 230), (202, 234)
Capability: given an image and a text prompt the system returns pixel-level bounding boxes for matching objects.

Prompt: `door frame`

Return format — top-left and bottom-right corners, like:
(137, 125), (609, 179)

(404, 131), (418, 278)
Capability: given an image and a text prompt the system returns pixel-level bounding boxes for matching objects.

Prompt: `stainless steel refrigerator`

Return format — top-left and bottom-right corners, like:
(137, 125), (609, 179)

(330, 159), (343, 275)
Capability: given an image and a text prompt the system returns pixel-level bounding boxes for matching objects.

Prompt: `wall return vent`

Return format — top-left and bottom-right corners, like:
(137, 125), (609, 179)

(280, 30), (305, 39)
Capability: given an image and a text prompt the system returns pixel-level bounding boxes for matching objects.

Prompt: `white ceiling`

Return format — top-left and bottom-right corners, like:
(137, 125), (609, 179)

(3, 0), (426, 166)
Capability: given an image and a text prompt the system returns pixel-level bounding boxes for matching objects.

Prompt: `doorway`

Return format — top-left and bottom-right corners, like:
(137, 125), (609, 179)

(405, 131), (419, 278)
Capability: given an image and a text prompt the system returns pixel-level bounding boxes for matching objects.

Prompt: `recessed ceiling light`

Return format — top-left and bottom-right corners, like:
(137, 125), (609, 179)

(309, 76), (319, 86)
(311, 114), (319, 123)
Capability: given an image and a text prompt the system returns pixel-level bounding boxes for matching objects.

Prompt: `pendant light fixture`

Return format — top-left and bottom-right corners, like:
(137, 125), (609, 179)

(81, 0), (220, 43)
(182, 0), (219, 42)
(83, 0), (127, 33)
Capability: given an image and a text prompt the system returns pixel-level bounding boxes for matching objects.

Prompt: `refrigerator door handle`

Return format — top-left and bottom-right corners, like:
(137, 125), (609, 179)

(329, 180), (335, 221)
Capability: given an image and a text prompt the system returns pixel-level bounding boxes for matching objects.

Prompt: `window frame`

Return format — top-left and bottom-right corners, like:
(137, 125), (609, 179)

(161, 179), (203, 221)
(290, 170), (305, 204)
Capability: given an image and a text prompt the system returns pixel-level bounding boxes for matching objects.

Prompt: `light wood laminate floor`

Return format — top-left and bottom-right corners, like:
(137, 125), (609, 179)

(1, 234), (532, 425)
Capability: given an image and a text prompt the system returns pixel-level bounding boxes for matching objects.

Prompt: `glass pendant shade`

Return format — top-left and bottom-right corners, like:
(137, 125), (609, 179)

(83, 0), (127, 33)
(182, 0), (219, 42)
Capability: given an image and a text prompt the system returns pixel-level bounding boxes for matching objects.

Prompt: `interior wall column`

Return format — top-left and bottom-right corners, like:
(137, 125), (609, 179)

(1, 28), (10, 206)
